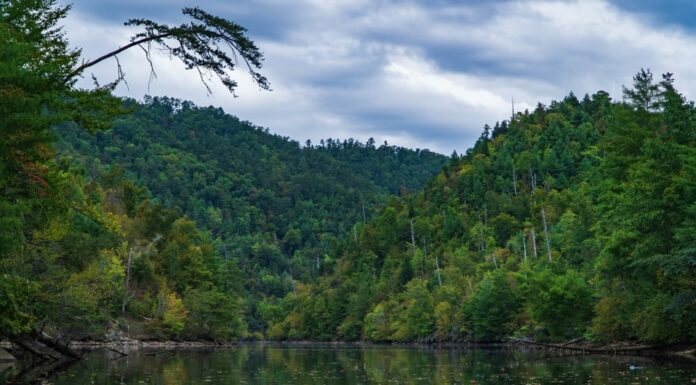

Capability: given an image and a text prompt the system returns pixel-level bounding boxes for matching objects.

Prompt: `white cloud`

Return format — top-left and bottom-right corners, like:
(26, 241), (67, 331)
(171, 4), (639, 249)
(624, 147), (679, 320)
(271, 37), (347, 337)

(63, 0), (696, 154)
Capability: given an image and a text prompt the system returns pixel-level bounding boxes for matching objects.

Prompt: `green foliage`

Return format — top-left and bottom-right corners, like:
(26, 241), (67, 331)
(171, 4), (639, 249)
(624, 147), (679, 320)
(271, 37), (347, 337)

(57, 97), (447, 330)
(391, 280), (435, 341)
(183, 288), (246, 340)
(0, 0), (256, 340)
(0, 274), (38, 336)
(523, 269), (592, 340)
(120, 7), (270, 94)
(363, 302), (392, 342)
(161, 291), (187, 337)
(465, 272), (519, 341)
(2, 0), (693, 346)
(268, 70), (696, 345)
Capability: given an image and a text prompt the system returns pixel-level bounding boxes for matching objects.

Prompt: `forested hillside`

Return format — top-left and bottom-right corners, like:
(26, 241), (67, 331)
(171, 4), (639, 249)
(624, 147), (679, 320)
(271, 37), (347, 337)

(3, 0), (694, 348)
(266, 70), (696, 344)
(1, 0), (264, 342)
(1, 0), (447, 342)
(57, 97), (447, 331)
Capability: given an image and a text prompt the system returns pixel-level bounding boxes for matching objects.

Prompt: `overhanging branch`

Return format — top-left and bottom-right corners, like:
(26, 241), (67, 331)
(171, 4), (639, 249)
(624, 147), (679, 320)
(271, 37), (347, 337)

(65, 7), (270, 95)
(66, 33), (171, 81)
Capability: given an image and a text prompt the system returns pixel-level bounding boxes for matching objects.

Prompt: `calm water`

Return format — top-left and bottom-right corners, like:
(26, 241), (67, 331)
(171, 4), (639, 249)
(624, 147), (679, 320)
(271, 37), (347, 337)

(3, 345), (696, 384)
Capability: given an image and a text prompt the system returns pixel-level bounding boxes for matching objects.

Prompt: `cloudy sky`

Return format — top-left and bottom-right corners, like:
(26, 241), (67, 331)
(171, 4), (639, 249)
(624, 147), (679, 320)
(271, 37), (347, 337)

(61, 0), (696, 154)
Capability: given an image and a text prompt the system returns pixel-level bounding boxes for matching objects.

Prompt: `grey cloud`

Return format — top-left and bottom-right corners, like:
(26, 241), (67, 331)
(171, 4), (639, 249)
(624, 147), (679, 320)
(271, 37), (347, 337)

(63, 0), (696, 154)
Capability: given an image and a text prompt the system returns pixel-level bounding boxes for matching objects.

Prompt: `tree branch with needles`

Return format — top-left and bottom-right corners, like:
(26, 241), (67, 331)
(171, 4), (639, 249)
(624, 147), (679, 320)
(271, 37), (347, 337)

(66, 7), (270, 96)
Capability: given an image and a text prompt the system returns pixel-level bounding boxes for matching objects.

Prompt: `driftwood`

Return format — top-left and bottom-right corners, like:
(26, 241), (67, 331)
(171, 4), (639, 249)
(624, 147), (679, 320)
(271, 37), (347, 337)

(509, 337), (657, 354)
(560, 337), (584, 346)
(7, 333), (83, 384)
(34, 333), (82, 359)
(14, 339), (62, 361)
(105, 346), (128, 357)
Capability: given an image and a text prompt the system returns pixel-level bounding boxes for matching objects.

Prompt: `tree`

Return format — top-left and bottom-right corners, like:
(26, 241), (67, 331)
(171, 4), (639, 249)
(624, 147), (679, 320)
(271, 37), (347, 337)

(524, 269), (592, 340)
(465, 271), (519, 341)
(594, 70), (696, 343)
(622, 68), (660, 111)
(0, 0), (268, 341)
(67, 7), (270, 95)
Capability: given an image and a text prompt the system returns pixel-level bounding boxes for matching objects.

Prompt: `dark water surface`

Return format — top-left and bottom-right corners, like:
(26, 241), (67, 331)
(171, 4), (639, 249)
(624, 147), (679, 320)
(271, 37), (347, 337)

(5, 345), (696, 384)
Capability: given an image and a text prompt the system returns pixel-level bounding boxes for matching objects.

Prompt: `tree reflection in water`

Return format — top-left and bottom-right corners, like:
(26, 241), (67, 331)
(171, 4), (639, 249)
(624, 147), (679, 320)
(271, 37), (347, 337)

(29, 345), (695, 385)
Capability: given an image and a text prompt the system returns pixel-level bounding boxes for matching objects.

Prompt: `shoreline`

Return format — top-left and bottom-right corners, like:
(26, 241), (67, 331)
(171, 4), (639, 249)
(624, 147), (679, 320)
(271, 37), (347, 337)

(62, 339), (696, 358)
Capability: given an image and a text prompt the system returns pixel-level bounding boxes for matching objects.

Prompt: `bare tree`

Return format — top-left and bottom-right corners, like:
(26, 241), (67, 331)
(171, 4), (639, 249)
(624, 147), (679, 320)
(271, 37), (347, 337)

(541, 207), (552, 262)
(531, 227), (538, 258)
(434, 254), (442, 286)
(521, 231), (527, 260)
(410, 218), (416, 256)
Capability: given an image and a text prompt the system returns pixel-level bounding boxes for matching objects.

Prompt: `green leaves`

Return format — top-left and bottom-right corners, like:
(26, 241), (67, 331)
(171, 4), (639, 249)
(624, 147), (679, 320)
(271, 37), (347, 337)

(0, 274), (38, 336)
(522, 269), (592, 340)
(593, 71), (696, 342)
(622, 68), (661, 111)
(265, 70), (696, 345)
(70, 6), (271, 95)
(465, 271), (519, 341)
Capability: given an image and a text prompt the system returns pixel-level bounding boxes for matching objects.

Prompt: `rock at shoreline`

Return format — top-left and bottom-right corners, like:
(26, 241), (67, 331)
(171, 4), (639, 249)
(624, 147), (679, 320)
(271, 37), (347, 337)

(0, 348), (16, 362)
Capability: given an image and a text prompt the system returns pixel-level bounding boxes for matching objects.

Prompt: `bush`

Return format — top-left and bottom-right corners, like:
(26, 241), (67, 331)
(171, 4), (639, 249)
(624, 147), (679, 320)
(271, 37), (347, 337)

(0, 274), (38, 336)
(465, 271), (519, 341)
(524, 269), (593, 340)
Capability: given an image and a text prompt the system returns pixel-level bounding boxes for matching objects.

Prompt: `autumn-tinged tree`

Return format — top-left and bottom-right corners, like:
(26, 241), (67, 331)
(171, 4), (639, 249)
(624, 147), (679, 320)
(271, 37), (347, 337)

(0, 0), (267, 340)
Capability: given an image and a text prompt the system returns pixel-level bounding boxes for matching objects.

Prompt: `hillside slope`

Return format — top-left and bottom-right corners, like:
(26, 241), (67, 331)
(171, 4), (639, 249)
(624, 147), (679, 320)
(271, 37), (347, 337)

(58, 96), (447, 330)
(266, 71), (696, 344)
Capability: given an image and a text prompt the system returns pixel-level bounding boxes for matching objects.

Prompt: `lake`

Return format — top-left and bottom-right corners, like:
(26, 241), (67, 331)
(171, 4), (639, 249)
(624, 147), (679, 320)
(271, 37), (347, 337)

(3, 345), (695, 384)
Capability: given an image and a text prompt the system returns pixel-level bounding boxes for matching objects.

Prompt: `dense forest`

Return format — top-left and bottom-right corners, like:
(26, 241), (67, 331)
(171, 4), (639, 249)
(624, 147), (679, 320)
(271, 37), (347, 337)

(56, 97), (447, 333)
(1, 0), (694, 348)
(0, 0), (445, 342)
(264, 70), (696, 344)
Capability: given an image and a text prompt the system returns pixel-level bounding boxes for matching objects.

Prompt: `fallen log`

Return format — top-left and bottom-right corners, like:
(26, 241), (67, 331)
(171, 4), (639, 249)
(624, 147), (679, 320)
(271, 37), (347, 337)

(106, 346), (128, 357)
(14, 339), (61, 361)
(7, 334), (83, 384)
(560, 337), (584, 346)
(508, 337), (657, 354)
(34, 333), (82, 359)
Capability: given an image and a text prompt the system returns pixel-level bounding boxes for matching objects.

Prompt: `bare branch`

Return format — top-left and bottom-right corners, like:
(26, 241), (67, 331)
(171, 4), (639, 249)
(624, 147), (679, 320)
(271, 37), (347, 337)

(114, 54), (129, 91)
(66, 32), (171, 81)
(137, 42), (158, 91)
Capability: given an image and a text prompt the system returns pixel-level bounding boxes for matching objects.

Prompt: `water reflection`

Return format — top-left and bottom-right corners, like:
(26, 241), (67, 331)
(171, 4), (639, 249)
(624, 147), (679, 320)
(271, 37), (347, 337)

(10, 345), (696, 385)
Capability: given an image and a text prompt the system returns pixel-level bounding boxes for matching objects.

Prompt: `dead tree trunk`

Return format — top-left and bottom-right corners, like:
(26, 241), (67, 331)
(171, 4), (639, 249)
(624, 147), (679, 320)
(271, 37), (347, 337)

(34, 333), (82, 359)
(521, 231), (527, 260)
(14, 339), (57, 361)
(410, 218), (416, 256)
(421, 237), (427, 280)
(541, 207), (552, 262)
(531, 227), (538, 258)
(122, 249), (133, 314)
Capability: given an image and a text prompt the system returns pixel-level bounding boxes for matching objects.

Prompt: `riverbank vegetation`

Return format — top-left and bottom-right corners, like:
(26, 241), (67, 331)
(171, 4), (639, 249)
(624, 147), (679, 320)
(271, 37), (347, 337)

(1, 0), (694, 349)
(0, 0), (445, 344)
(266, 70), (696, 344)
